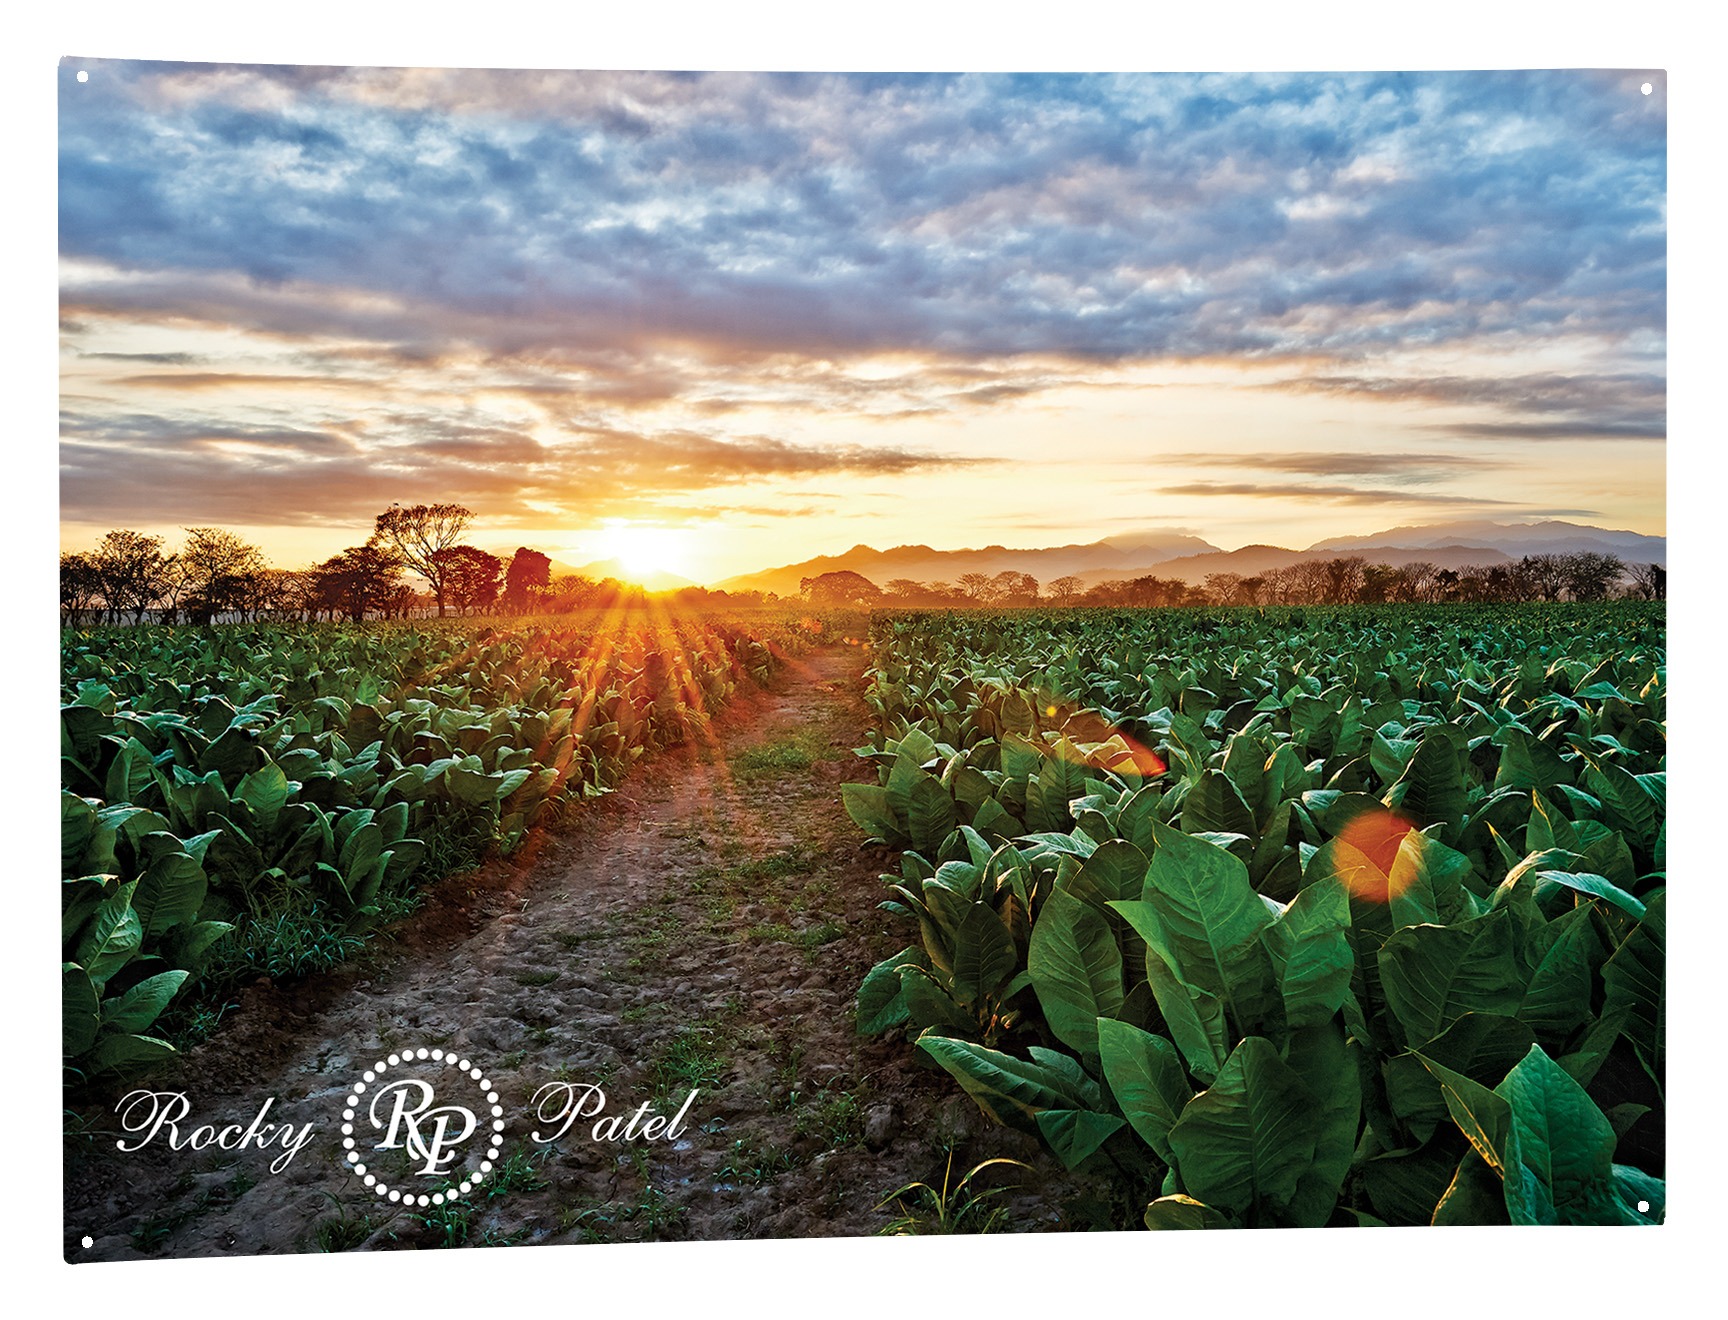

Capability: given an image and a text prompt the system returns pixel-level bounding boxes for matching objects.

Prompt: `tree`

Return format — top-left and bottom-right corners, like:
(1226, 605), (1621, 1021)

(1049, 575), (1083, 606)
(312, 543), (404, 622)
(373, 503), (473, 617)
(800, 570), (882, 606)
(956, 572), (993, 603)
(503, 548), (552, 613)
(989, 571), (1039, 606)
(90, 529), (169, 624)
(181, 527), (266, 624)
(60, 552), (101, 625)
(1628, 562), (1666, 601)
(1520, 554), (1568, 602)
(1560, 551), (1625, 602)
(436, 545), (504, 615)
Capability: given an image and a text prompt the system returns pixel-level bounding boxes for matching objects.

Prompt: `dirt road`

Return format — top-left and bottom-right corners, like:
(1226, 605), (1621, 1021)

(65, 645), (1076, 1259)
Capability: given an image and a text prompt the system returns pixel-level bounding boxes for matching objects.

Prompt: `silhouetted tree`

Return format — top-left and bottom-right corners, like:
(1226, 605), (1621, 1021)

(60, 552), (100, 625)
(1561, 551), (1625, 601)
(503, 548), (552, 612)
(181, 527), (266, 624)
(374, 503), (472, 617)
(313, 542), (405, 621)
(436, 545), (504, 615)
(1049, 575), (1084, 606)
(90, 529), (170, 624)
(1628, 562), (1667, 601)
(800, 570), (882, 606)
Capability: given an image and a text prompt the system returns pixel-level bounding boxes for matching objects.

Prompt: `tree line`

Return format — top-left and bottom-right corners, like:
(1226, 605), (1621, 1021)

(800, 552), (1665, 609)
(59, 504), (770, 627)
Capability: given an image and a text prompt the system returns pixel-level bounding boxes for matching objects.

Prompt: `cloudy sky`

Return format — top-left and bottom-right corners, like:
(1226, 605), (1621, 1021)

(58, 64), (1666, 582)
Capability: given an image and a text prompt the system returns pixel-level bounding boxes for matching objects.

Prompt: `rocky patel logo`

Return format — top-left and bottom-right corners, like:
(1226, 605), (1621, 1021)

(341, 1047), (505, 1207)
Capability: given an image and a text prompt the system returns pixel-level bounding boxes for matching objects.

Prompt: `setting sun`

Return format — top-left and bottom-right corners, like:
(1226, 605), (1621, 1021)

(597, 522), (693, 578)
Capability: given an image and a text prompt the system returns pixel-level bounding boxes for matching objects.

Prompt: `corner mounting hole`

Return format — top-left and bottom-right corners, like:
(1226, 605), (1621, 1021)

(80, 1235), (92, 1248)
(76, 70), (88, 83)
(1637, 1199), (1651, 1213)
(1641, 82), (1653, 95)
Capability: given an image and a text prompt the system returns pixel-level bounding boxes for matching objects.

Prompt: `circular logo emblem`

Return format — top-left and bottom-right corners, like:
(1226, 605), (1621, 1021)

(340, 1047), (505, 1206)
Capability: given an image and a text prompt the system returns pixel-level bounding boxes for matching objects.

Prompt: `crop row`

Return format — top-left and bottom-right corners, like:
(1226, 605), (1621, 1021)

(845, 603), (1665, 1228)
(61, 611), (812, 1084)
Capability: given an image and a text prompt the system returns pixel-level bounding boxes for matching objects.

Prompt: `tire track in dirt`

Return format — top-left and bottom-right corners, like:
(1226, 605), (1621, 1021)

(66, 645), (1080, 1259)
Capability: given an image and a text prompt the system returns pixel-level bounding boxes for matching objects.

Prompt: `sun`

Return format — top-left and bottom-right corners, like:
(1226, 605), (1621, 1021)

(597, 522), (692, 578)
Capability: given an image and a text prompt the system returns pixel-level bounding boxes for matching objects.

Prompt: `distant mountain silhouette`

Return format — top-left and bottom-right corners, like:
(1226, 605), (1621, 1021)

(712, 532), (1217, 596)
(712, 520), (1665, 595)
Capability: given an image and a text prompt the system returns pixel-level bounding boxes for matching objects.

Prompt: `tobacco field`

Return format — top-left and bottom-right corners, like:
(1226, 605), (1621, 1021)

(60, 610), (811, 1084)
(845, 603), (1666, 1228)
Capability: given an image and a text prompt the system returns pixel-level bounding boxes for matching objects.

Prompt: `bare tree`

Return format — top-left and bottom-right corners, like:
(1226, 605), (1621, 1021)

(1627, 562), (1667, 601)
(1049, 575), (1083, 606)
(373, 503), (473, 617)
(1560, 551), (1625, 602)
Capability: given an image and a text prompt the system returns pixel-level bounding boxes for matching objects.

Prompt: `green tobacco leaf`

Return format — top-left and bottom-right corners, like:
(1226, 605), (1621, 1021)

(1497, 1044), (1631, 1225)
(907, 776), (958, 856)
(1181, 770), (1257, 838)
(1493, 727), (1571, 794)
(857, 947), (926, 1035)
(1115, 820), (1279, 1035)
(1028, 887), (1123, 1057)
(86, 1033), (177, 1075)
(1168, 1036), (1317, 1222)
(1035, 1108), (1126, 1169)
(950, 902), (1017, 1007)
(899, 966), (974, 1034)
(1431, 1149), (1511, 1226)
(235, 762), (290, 832)
(1417, 1053), (1511, 1173)
(916, 1035), (1096, 1133)
(1140, 946), (1228, 1084)
(841, 783), (902, 843)
(74, 884), (142, 988)
(1385, 734), (1467, 831)
(1387, 830), (1480, 931)
(104, 737), (157, 808)
(62, 792), (97, 874)
(1282, 1022), (1361, 1228)
(1262, 874), (1352, 1029)
(1097, 1016), (1191, 1163)
(132, 850), (207, 938)
(1143, 1195), (1231, 1230)
(1384, 1012), (1533, 1139)
(1065, 840), (1148, 909)
(1535, 870), (1644, 921)
(100, 970), (189, 1034)
(1378, 910), (1522, 1049)
(1518, 906), (1602, 1040)
(1602, 891), (1664, 1073)
(63, 963), (99, 1058)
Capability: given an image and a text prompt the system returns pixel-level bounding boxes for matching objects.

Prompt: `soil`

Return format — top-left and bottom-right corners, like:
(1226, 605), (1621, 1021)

(64, 645), (1091, 1260)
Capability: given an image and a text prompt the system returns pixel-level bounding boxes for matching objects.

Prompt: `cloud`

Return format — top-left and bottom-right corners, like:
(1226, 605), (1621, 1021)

(1276, 373), (1665, 440)
(58, 407), (983, 533)
(1157, 450), (1503, 483)
(59, 68), (1665, 369)
(1157, 481), (1513, 507)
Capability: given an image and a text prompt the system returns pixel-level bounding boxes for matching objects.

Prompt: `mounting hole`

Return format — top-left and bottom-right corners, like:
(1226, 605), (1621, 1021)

(76, 70), (88, 83)
(80, 1235), (92, 1248)
(1641, 82), (1653, 95)
(1638, 1199), (1650, 1213)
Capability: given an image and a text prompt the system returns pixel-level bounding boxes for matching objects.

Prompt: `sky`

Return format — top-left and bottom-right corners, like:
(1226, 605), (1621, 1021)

(58, 64), (1667, 584)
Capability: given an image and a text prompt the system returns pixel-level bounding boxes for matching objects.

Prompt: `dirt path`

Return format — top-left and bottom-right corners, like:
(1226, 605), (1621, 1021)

(66, 646), (1079, 1259)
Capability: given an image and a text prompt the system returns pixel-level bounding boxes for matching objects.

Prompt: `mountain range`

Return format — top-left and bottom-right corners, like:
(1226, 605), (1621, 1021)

(709, 519), (1666, 597)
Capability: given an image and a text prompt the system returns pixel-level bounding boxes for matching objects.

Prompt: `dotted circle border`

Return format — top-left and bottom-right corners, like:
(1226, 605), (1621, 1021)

(340, 1046), (506, 1207)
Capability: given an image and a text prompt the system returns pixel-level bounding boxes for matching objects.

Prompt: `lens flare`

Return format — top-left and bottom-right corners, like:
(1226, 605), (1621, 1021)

(1333, 807), (1418, 903)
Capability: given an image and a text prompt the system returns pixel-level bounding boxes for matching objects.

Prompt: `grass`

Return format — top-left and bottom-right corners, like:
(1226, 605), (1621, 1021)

(718, 1136), (797, 1184)
(650, 1024), (730, 1101)
(876, 1153), (1031, 1236)
(515, 969), (560, 987)
(792, 1088), (865, 1147)
(729, 730), (836, 778)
